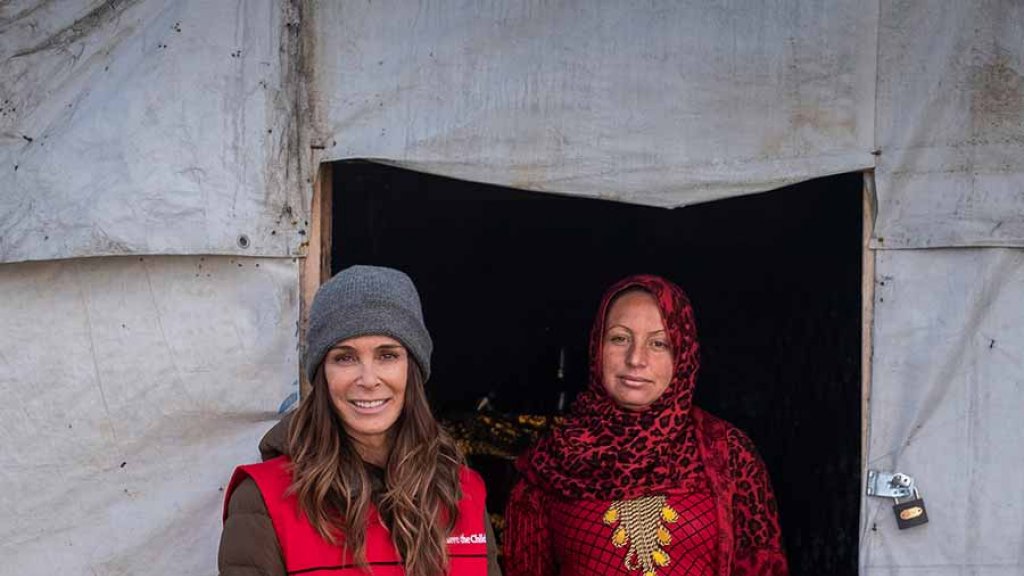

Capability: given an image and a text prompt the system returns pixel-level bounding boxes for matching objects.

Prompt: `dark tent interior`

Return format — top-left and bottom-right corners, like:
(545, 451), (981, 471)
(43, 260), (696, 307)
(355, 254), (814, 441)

(331, 161), (863, 575)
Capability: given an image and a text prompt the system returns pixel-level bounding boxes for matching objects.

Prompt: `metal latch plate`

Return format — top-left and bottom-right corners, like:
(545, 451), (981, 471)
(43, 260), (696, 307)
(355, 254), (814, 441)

(866, 469), (915, 499)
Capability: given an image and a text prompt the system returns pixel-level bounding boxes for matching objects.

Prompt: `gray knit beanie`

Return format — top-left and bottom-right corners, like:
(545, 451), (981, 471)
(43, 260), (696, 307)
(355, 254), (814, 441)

(305, 265), (432, 381)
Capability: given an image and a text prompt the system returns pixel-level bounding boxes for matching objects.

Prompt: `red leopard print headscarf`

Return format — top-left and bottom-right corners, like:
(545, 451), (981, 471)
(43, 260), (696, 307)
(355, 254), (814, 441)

(518, 274), (705, 500)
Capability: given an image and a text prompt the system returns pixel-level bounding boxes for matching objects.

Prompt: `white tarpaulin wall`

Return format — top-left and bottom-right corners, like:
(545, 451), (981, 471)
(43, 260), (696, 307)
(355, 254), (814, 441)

(1, 0), (1023, 574)
(1, 0), (881, 265)
(0, 256), (299, 575)
(862, 249), (1024, 574)
(0, 0), (312, 263)
(859, 1), (1024, 573)
(874, 1), (1024, 249)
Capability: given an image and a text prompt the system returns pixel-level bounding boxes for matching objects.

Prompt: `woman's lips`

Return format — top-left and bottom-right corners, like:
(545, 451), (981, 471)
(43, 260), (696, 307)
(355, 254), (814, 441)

(617, 375), (653, 388)
(348, 398), (391, 414)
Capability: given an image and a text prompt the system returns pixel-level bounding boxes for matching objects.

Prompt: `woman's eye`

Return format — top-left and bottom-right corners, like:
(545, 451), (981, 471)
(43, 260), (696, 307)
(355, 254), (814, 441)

(331, 352), (356, 363)
(651, 340), (670, 350)
(608, 334), (629, 344)
(379, 352), (399, 361)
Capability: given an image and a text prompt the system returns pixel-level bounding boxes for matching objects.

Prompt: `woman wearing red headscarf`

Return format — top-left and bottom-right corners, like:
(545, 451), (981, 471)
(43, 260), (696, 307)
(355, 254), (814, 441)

(504, 274), (788, 576)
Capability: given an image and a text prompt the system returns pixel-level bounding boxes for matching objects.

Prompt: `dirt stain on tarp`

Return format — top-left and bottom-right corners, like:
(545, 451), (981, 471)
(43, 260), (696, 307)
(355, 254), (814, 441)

(10, 0), (142, 58)
(968, 47), (1024, 143)
(262, 0), (324, 249)
(790, 105), (857, 140)
(0, 0), (59, 30)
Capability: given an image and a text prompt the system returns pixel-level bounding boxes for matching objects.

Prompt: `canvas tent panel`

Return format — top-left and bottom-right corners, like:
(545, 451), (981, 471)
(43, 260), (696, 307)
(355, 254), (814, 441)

(0, 0), (310, 265)
(4, 0), (1022, 264)
(315, 0), (876, 207)
(0, 255), (298, 575)
(860, 248), (1024, 573)
(873, 0), (1024, 249)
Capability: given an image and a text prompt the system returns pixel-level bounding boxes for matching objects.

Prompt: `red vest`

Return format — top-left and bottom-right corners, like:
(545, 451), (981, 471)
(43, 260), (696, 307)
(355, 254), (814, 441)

(225, 456), (488, 575)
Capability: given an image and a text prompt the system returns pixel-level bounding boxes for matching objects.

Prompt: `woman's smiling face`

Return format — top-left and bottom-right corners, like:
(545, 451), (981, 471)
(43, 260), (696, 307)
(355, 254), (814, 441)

(323, 335), (408, 455)
(601, 290), (674, 411)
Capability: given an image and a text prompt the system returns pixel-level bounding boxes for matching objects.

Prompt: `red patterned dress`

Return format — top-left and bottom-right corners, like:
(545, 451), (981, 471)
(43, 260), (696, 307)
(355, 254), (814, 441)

(503, 275), (788, 576)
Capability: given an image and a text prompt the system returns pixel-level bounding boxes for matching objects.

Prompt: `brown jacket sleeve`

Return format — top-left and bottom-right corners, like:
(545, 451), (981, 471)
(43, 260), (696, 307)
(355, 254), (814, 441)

(484, 510), (503, 576)
(218, 477), (285, 576)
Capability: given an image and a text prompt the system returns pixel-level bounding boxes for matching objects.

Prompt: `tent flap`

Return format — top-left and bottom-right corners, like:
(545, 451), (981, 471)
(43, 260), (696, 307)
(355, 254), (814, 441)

(861, 248), (1024, 573)
(315, 0), (877, 207)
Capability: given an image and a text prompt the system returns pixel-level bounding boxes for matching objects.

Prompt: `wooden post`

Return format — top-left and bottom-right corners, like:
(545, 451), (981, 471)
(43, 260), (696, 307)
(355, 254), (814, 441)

(861, 170), (876, 478)
(299, 162), (333, 398)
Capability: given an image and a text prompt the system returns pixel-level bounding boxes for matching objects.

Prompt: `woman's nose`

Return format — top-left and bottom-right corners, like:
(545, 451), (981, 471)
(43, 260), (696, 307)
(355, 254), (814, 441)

(356, 362), (381, 387)
(626, 343), (647, 367)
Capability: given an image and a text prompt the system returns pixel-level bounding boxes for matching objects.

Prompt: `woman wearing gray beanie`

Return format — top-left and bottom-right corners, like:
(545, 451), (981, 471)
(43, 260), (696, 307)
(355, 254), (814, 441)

(219, 265), (497, 576)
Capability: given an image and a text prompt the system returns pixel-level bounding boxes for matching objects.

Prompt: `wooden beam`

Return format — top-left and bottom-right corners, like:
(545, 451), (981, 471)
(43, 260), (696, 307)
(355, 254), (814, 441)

(298, 162), (333, 398)
(861, 170), (877, 479)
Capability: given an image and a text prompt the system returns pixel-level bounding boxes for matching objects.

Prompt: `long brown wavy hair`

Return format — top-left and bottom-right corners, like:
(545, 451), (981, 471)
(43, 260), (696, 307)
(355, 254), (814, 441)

(287, 358), (464, 576)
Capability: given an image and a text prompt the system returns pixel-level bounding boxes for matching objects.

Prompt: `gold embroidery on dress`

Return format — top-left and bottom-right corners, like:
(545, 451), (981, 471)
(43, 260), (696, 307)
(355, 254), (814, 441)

(603, 496), (678, 576)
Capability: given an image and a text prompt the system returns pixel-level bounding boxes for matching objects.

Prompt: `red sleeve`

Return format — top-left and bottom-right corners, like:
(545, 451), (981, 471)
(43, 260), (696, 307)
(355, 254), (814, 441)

(726, 428), (789, 576)
(503, 479), (556, 576)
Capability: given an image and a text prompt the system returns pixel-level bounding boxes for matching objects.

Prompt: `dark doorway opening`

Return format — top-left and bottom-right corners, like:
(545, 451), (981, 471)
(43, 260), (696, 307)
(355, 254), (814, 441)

(331, 161), (862, 576)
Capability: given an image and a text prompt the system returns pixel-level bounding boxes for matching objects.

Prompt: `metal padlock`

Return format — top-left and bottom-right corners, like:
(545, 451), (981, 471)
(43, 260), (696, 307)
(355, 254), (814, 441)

(892, 488), (928, 529)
